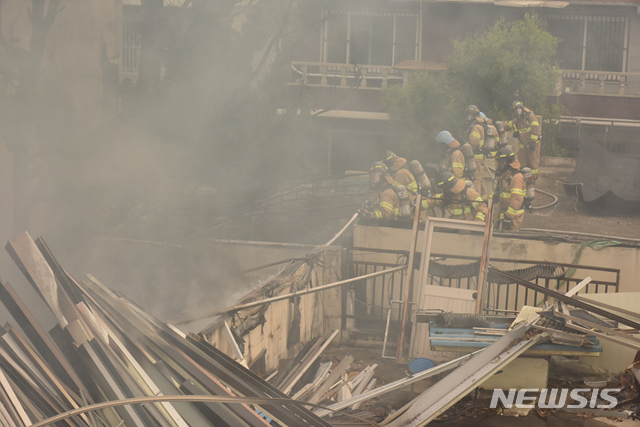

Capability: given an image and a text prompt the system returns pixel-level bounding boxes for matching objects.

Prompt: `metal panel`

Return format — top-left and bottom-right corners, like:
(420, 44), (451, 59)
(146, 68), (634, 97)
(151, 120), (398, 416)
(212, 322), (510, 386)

(388, 324), (545, 427)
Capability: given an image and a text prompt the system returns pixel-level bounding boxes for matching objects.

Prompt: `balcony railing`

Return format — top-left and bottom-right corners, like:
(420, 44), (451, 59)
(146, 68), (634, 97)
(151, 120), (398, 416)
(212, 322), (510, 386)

(554, 70), (640, 97)
(291, 61), (640, 98)
(290, 61), (412, 90)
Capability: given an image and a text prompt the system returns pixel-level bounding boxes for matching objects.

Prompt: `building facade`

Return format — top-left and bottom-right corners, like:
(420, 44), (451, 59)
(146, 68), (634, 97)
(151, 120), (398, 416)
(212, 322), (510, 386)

(286, 0), (640, 172)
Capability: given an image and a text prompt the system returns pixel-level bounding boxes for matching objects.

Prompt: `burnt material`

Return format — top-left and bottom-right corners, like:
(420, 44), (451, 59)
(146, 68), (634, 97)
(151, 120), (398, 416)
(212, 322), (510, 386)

(434, 312), (491, 328)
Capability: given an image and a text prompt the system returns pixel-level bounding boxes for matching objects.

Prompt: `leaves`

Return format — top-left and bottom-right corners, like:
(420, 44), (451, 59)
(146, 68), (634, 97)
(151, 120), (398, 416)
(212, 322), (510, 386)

(383, 14), (562, 162)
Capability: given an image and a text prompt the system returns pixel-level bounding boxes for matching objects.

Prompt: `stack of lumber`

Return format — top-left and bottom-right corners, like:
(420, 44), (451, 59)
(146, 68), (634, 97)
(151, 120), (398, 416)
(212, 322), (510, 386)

(0, 232), (330, 427)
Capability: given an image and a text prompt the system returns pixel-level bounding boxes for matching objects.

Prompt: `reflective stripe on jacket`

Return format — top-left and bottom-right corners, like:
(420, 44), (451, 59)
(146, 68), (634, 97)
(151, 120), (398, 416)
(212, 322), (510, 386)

(496, 169), (526, 219)
(503, 110), (540, 148)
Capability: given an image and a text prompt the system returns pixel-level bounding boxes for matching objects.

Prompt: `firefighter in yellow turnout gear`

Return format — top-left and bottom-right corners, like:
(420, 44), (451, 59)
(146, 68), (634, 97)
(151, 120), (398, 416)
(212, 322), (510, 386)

(436, 131), (466, 180)
(421, 172), (487, 222)
(479, 112), (502, 159)
(463, 105), (487, 196)
(502, 101), (541, 180)
(382, 151), (418, 195)
(493, 147), (526, 231)
(362, 162), (405, 219)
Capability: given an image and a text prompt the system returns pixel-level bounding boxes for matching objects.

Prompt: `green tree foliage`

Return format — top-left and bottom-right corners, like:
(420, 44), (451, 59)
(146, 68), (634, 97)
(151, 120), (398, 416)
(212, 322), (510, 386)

(382, 13), (562, 162)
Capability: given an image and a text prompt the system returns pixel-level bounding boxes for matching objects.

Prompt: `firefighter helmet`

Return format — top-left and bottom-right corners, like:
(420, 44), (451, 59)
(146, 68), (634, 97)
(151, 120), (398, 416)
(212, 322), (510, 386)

(437, 171), (458, 191)
(436, 131), (455, 145)
(383, 151), (398, 167)
(370, 162), (390, 188)
(466, 105), (480, 116)
(496, 146), (516, 164)
(512, 101), (525, 116)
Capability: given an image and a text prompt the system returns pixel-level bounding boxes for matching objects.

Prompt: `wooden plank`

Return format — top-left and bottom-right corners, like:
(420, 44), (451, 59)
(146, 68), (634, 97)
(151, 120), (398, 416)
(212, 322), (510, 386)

(222, 322), (247, 368)
(0, 368), (31, 426)
(76, 305), (189, 427)
(0, 280), (88, 397)
(6, 232), (69, 328)
(282, 330), (339, 395)
(33, 237), (83, 305)
(179, 380), (251, 427)
(565, 277), (591, 298)
(76, 341), (147, 427)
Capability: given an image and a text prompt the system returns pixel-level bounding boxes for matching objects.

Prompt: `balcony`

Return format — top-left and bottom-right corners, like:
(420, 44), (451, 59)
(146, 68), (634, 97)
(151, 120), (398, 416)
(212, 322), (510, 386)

(290, 61), (446, 90)
(553, 70), (640, 97)
(291, 61), (640, 99)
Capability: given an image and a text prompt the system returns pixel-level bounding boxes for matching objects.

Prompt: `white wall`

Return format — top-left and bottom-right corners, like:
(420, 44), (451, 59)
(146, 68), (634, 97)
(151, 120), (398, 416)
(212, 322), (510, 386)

(353, 224), (640, 293)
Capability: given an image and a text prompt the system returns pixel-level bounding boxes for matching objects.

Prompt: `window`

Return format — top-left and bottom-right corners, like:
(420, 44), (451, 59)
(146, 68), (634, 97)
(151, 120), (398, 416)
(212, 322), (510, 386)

(122, 6), (142, 77)
(543, 14), (629, 72)
(323, 10), (418, 66)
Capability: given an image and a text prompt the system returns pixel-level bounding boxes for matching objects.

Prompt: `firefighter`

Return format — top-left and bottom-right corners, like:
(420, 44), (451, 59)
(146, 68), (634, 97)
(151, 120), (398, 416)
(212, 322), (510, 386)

(463, 105), (487, 196)
(361, 162), (400, 219)
(436, 131), (466, 180)
(421, 172), (487, 222)
(502, 101), (541, 180)
(493, 147), (526, 231)
(382, 151), (418, 194)
(479, 112), (502, 158)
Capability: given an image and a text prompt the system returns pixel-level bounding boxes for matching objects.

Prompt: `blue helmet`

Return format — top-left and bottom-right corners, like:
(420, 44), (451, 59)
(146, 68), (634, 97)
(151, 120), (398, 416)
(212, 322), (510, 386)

(436, 131), (455, 145)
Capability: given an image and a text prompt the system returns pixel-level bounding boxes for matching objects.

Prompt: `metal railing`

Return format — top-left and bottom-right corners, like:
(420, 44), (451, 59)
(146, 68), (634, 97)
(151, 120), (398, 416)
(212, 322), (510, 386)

(343, 248), (620, 324)
(343, 248), (408, 329)
(429, 253), (620, 316)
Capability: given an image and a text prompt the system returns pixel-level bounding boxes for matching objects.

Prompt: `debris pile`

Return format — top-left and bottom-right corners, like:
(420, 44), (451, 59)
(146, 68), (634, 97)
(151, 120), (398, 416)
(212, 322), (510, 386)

(267, 333), (381, 417)
(0, 232), (331, 427)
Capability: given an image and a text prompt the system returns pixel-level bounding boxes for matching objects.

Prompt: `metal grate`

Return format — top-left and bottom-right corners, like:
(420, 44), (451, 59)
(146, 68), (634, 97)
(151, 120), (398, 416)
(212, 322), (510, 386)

(122, 6), (142, 78)
(543, 14), (629, 73)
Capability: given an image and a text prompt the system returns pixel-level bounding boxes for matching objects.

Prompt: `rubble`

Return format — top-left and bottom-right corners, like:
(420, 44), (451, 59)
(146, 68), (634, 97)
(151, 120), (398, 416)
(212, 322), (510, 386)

(0, 232), (331, 427)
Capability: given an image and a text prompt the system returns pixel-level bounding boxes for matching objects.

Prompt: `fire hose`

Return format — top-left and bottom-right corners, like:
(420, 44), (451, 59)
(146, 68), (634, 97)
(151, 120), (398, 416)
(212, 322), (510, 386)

(485, 164), (558, 210)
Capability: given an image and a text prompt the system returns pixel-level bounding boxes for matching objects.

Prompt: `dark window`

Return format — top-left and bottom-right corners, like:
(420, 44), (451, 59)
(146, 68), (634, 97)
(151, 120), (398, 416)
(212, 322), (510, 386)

(543, 14), (628, 72)
(546, 17), (583, 70)
(585, 17), (626, 72)
(324, 10), (418, 66)
(326, 13), (348, 64)
(394, 15), (417, 65)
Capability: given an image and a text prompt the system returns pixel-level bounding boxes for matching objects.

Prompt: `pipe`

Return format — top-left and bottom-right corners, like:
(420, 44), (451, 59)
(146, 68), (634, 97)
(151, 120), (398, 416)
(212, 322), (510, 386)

(176, 265), (407, 324)
(519, 228), (640, 244)
(396, 195), (421, 363)
(324, 212), (359, 246)
(476, 198), (494, 314)
(27, 395), (367, 427)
